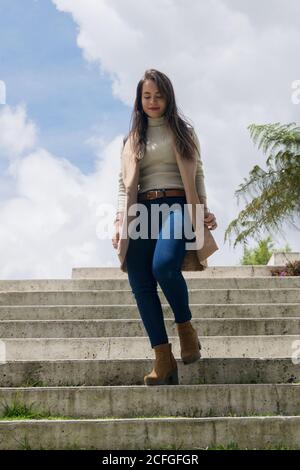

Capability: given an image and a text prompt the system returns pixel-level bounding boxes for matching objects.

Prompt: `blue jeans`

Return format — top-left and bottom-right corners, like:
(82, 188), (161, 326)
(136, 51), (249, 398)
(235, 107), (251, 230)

(126, 195), (195, 348)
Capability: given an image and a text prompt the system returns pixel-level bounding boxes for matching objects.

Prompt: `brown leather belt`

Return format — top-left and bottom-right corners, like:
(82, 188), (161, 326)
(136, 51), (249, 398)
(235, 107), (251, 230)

(137, 188), (186, 201)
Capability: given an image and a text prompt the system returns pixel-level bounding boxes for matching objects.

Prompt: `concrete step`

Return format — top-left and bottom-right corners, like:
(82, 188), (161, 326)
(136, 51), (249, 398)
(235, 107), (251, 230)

(0, 288), (299, 305)
(1, 335), (300, 360)
(0, 304), (299, 320)
(1, 267), (299, 451)
(1, 277), (300, 291)
(72, 266), (287, 278)
(1, 358), (299, 387)
(1, 318), (300, 337)
(0, 384), (299, 419)
(0, 416), (300, 449)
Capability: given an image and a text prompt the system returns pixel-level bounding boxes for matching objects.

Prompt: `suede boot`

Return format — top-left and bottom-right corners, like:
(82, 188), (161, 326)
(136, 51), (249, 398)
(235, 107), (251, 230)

(176, 320), (201, 364)
(144, 342), (179, 386)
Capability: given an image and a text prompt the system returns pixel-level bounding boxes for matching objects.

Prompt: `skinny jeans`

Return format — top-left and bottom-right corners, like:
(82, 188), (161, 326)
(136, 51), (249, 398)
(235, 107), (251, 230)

(125, 195), (195, 348)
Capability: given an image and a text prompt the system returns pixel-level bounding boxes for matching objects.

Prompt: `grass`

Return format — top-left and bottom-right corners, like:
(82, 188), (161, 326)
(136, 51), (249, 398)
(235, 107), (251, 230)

(0, 396), (293, 420)
(0, 405), (284, 421)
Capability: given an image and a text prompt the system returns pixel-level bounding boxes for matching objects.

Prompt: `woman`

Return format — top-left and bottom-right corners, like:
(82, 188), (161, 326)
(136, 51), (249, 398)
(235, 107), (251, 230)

(112, 69), (218, 386)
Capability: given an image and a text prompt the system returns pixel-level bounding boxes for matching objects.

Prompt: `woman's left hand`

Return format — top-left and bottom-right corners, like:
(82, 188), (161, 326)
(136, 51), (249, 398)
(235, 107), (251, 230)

(204, 211), (217, 230)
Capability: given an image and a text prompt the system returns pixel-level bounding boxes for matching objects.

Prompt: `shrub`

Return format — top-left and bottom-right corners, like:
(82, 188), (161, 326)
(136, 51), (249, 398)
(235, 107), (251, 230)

(270, 260), (300, 276)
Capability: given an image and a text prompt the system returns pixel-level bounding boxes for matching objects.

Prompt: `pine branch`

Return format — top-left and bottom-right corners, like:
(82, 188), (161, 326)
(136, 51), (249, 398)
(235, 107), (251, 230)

(224, 122), (300, 248)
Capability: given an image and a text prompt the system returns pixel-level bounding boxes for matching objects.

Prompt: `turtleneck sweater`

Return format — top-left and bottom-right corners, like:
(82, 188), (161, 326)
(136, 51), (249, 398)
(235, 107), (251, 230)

(116, 114), (208, 213)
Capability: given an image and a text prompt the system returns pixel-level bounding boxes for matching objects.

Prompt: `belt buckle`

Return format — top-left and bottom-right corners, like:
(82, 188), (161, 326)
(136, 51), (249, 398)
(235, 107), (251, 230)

(147, 190), (156, 200)
(155, 188), (166, 198)
(146, 188), (166, 200)
(147, 189), (158, 199)
(150, 190), (159, 199)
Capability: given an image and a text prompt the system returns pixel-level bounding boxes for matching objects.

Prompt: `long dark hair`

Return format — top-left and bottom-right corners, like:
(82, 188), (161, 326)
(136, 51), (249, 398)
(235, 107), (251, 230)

(122, 68), (199, 162)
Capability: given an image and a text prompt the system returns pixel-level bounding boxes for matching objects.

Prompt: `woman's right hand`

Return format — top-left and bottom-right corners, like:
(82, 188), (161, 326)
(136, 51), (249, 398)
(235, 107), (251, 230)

(112, 220), (122, 249)
(204, 211), (217, 230)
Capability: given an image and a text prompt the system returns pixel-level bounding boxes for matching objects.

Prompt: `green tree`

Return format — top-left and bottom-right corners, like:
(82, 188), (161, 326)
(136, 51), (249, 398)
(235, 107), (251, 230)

(224, 122), (300, 249)
(241, 235), (292, 265)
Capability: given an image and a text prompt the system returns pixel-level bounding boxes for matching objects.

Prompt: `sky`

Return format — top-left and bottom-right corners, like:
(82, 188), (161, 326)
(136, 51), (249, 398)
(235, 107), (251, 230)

(0, 0), (299, 279)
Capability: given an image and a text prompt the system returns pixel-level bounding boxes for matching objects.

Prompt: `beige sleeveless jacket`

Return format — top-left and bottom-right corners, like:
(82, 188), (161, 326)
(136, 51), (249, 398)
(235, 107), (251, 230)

(116, 132), (219, 273)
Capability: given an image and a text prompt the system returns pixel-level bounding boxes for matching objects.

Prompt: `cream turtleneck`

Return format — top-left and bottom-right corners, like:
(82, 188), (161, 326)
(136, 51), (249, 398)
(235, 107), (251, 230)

(147, 115), (166, 127)
(116, 115), (207, 213)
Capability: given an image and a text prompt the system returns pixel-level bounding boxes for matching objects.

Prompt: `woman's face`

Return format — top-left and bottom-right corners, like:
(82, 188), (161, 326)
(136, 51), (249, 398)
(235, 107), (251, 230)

(141, 79), (167, 118)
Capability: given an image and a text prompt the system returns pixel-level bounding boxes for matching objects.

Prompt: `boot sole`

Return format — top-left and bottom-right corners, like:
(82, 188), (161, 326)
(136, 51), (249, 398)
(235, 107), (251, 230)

(144, 367), (179, 386)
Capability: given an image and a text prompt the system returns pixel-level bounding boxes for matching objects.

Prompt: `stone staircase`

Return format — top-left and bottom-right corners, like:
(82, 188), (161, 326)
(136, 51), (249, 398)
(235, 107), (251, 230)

(0, 266), (300, 450)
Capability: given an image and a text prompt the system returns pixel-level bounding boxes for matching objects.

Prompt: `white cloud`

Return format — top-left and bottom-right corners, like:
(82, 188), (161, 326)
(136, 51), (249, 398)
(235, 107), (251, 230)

(0, 104), (37, 159)
(0, 104), (122, 279)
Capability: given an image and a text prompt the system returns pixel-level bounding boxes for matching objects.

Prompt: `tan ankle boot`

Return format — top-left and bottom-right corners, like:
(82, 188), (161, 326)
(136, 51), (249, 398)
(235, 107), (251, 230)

(144, 342), (179, 386)
(176, 320), (201, 364)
